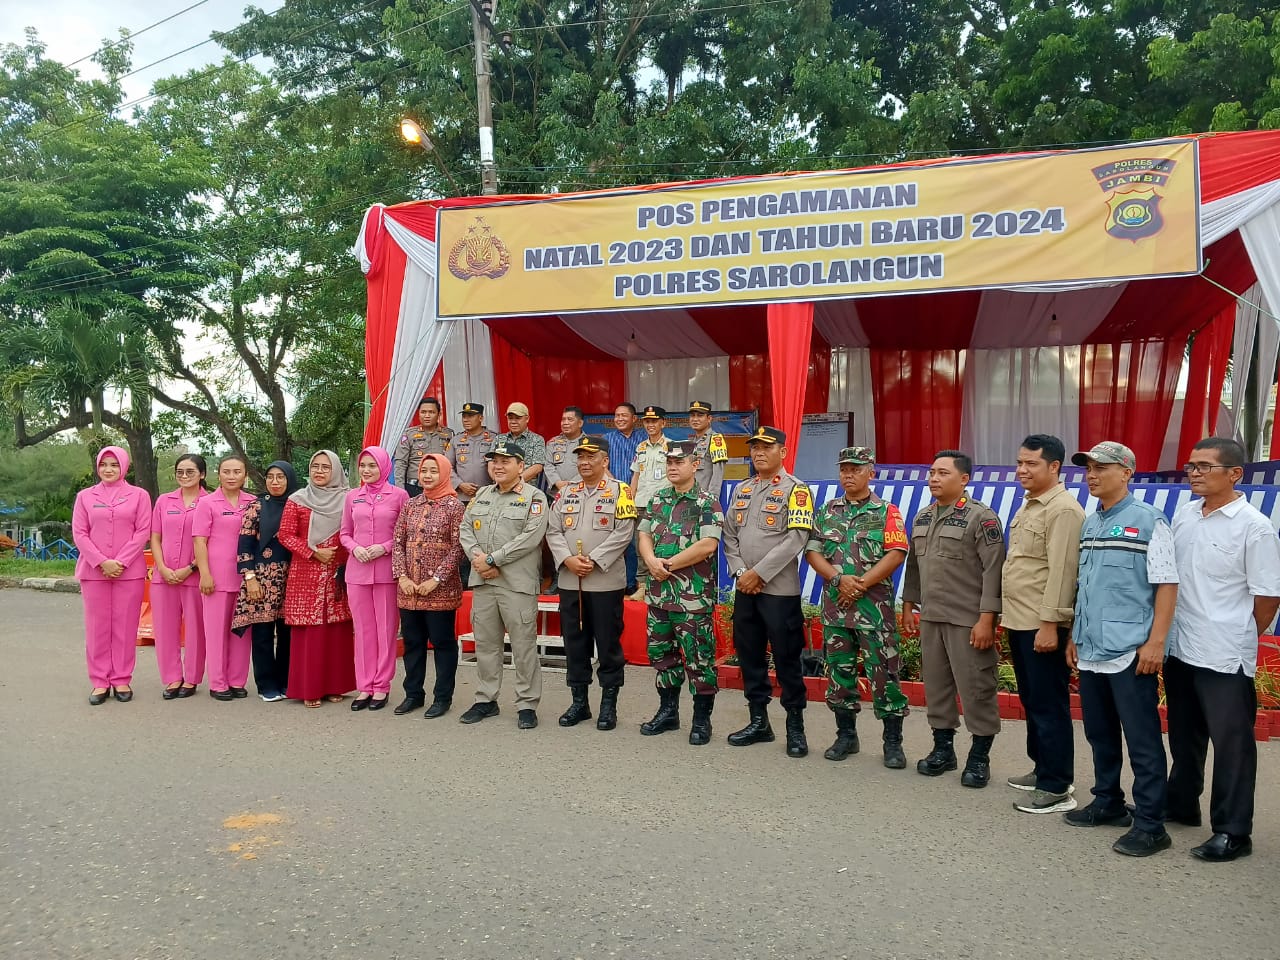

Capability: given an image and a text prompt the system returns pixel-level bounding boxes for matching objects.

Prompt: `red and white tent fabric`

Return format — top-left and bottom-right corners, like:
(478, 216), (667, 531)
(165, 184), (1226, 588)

(355, 131), (1280, 471)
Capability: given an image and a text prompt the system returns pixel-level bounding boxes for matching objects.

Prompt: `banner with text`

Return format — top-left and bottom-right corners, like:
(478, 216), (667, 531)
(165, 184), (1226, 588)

(436, 140), (1201, 318)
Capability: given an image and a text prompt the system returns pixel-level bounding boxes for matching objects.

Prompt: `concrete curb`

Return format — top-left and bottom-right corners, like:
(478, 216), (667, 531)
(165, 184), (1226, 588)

(0, 576), (81, 593)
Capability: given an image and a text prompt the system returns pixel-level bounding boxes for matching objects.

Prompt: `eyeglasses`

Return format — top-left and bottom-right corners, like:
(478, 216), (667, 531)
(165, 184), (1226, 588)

(1183, 462), (1234, 475)
(175, 469), (200, 477)
(311, 465), (333, 472)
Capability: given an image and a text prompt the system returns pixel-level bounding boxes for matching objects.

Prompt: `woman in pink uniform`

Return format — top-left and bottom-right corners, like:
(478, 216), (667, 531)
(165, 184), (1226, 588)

(72, 445), (153, 705)
(193, 454), (257, 701)
(148, 454), (209, 699)
(341, 446), (409, 711)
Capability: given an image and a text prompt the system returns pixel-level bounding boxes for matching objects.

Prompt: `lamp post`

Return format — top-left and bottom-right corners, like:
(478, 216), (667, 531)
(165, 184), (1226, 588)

(399, 118), (464, 194)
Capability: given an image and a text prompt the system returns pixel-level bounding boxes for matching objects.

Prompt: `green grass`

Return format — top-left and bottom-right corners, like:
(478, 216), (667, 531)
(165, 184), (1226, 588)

(0, 556), (77, 578)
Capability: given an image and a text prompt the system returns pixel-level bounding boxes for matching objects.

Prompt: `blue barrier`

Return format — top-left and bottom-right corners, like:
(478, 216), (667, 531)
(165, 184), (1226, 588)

(14, 538), (79, 562)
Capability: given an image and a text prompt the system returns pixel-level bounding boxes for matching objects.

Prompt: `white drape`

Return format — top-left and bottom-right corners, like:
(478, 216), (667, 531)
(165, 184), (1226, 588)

(625, 357), (730, 410)
(563, 310), (725, 358)
(827, 346), (876, 446)
(442, 318), (499, 430)
(960, 347), (1081, 463)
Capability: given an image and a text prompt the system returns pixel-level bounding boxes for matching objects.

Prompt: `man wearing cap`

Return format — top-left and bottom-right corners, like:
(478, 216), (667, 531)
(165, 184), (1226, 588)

(458, 438), (550, 730)
(722, 426), (814, 757)
(1063, 440), (1177, 857)
(545, 436), (638, 731)
(687, 401), (730, 497)
(450, 402), (498, 586)
(497, 402), (546, 487)
(637, 440), (725, 744)
(393, 397), (454, 497)
(804, 446), (910, 768)
(544, 406), (587, 494)
(901, 450), (1005, 788)
(629, 406), (674, 514)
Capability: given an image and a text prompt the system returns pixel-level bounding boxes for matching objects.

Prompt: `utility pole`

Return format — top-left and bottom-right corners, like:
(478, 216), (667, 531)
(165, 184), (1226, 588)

(471, 0), (498, 195)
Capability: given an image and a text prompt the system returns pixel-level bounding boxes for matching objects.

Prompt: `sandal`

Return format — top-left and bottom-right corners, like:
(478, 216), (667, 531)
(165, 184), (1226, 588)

(304, 699), (322, 708)
(324, 694), (346, 703)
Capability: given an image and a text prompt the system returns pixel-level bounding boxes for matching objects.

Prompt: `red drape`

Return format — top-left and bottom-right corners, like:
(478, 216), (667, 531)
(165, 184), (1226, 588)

(1080, 339), (1188, 471)
(1205, 309), (1234, 434)
(870, 350), (966, 462)
(362, 215), (408, 449)
(1179, 307), (1235, 459)
(767, 302), (814, 472)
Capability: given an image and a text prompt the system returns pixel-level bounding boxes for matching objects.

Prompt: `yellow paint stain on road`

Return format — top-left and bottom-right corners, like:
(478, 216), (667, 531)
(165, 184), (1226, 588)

(220, 812), (286, 862)
(240, 852), (257, 860)
(223, 812), (284, 830)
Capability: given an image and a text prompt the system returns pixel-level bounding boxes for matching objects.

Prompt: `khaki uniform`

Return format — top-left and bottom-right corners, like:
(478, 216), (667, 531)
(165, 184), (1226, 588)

(450, 429), (498, 503)
(393, 426), (454, 490)
(630, 436), (673, 508)
(544, 434), (584, 491)
(690, 430), (729, 498)
(901, 495), (1006, 736)
(1001, 484), (1084, 630)
(460, 481), (550, 709)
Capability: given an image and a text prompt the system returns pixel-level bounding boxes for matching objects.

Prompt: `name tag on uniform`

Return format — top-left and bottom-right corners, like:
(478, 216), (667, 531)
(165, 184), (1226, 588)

(652, 466), (664, 479)
(222, 511), (237, 516)
(353, 498), (367, 504)
(167, 509), (182, 515)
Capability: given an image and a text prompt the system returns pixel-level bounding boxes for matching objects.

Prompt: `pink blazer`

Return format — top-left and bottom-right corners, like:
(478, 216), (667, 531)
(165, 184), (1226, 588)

(341, 486), (409, 584)
(151, 488), (207, 571)
(193, 489), (257, 593)
(72, 483), (153, 581)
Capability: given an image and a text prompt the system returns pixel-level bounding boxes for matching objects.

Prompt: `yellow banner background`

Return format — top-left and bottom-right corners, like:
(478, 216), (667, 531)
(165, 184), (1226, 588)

(436, 140), (1200, 318)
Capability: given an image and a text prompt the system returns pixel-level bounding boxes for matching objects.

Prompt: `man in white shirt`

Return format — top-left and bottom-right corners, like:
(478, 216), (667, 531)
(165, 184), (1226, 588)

(1166, 436), (1280, 862)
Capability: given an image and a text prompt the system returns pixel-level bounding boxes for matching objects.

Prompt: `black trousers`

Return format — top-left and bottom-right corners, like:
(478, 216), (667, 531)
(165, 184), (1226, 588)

(251, 619), (290, 695)
(1007, 627), (1074, 793)
(1078, 660), (1167, 832)
(405, 480), (422, 499)
(733, 591), (806, 710)
(1165, 654), (1258, 836)
(558, 588), (626, 688)
(400, 609), (458, 702)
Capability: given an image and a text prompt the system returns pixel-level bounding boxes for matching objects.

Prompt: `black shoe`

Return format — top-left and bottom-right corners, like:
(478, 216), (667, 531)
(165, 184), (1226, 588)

(517, 709), (538, 729)
(162, 686), (182, 701)
(423, 699), (451, 719)
(351, 696), (371, 712)
(559, 684), (592, 727)
(960, 734), (994, 788)
(689, 693), (714, 745)
(1190, 832), (1252, 862)
(784, 707), (808, 758)
(824, 710), (859, 761)
(727, 702), (775, 746)
(88, 688), (110, 706)
(1063, 801), (1134, 828)
(1113, 826), (1172, 857)
(209, 688), (234, 701)
(640, 687), (681, 736)
(229, 686), (248, 699)
(113, 688), (133, 703)
(916, 728), (957, 776)
(596, 686), (620, 731)
(459, 701), (499, 724)
(367, 696), (389, 711)
(177, 685), (197, 698)
(881, 716), (906, 769)
(394, 697), (425, 716)
(1127, 802), (1202, 828)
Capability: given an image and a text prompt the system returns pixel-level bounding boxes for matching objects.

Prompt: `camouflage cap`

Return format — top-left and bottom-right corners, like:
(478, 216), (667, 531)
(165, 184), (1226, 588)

(746, 425), (785, 446)
(666, 440), (698, 459)
(837, 446), (875, 465)
(572, 435), (607, 454)
(1071, 440), (1136, 470)
(485, 439), (526, 461)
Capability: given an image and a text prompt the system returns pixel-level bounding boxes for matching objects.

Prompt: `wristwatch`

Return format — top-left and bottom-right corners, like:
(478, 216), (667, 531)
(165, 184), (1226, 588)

(733, 566), (747, 579)
(485, 554), (496, 567)
(244, 571), (257, 581)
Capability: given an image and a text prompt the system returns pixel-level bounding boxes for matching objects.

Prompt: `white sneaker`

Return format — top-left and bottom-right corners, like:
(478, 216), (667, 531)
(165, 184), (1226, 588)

(1015, 789), (1079, 814)
(1007, 770), (1038, 791)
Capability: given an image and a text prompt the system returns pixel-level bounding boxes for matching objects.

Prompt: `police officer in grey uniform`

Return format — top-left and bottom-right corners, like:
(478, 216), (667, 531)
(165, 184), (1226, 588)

(544, 406), (587, 494)
(458, 439), (550, 730)
(722, 426), (815, 757)
(688, 401), (730, 497)
(545, 436), (638, 730)
(393, 396), (454, 496)
(451, 402), (498, 587)
(902, 449), (1006, 787)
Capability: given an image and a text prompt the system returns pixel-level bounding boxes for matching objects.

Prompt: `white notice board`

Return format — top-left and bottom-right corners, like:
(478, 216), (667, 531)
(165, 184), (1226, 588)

(795, 414), (851, 480)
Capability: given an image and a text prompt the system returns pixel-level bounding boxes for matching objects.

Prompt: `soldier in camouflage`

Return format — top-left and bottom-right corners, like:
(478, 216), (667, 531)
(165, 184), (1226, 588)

(803, 446), (910, 769)
(636, 440), (724, 745)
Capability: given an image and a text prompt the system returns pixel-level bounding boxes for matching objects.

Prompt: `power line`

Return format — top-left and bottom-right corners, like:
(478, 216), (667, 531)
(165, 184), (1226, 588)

(64, 0), (214, 68)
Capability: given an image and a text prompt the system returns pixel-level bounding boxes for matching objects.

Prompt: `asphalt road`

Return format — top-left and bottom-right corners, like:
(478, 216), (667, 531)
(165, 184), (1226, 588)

(2, 588), (1277, 960)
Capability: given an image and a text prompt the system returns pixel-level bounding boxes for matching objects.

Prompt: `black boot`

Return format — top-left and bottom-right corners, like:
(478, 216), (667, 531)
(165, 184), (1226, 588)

(726, 702), (775, 745)
(558, 684), (592, 727)
(640, 686), (680, 735)
(916, 728), (958, 776)
(689, 693), (714, 745)
(784, 707), (808, 758)
(881, 716), (906, 769)
(961, 734), (995, 788)
(823, 710), (860, 761)
(596, 686), (619, 731)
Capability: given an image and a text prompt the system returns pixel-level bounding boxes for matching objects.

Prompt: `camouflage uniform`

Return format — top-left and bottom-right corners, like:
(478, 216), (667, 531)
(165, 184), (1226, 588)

(639, 484), (724, 693)
(807, 494), (910, 719)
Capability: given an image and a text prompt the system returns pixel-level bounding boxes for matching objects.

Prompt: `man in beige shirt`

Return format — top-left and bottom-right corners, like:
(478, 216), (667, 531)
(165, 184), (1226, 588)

(1001, 434), (1085, 815)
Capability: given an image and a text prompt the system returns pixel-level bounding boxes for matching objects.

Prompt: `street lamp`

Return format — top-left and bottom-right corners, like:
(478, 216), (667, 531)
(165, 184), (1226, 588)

(399, 118), (463, 194)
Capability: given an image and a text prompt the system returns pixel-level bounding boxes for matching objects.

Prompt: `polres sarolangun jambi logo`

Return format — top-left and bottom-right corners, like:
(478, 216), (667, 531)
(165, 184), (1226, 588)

(1092, 157), (1177, 242)
(447, 216), (511, 280)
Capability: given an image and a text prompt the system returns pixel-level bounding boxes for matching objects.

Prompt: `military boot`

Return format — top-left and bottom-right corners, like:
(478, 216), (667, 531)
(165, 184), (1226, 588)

(726, 702), (775, 746)
(916, 728), (958, 776)
(596, 686), (620, 731)
(823, 710), (860, 761)
(558, 684), (592, 727)
(784, 707), (808, 758)
(689, 693), (714, 746)
(961, 734), (995, 788)
(881, 716), (907, 769)
(640, 686), (680, 735)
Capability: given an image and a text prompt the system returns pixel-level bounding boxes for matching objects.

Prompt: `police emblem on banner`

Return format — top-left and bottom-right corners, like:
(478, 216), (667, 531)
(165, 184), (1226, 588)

(448, 216), (511, 281)
(1092, 157), (1176, 242)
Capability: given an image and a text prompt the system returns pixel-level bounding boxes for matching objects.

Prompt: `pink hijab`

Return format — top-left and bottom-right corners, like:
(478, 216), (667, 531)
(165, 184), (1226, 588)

(358, 446), (392, 496)
(95, 445), (132, 491)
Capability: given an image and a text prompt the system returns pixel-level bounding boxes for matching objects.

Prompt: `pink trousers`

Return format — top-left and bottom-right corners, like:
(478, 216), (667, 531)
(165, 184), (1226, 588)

(150, 580), (206, 686)
(348, 581), (400, 695)
(203, 591), (249, 691)
(81, 578), (145, 689)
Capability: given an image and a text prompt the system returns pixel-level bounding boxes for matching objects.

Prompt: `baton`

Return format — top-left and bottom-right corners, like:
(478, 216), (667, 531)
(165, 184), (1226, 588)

(576, 539), (585, 630)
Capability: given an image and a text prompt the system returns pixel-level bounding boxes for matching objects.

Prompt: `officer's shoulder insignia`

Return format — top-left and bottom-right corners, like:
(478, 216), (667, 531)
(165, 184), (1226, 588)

(615, 481), (638, 520)
(399, 434), (408, 444)
(709, 433), (729, 462)
(413, 432), (424, 439)
(786, 484), (814, 530)
(443, 439), (451, 450)
(980, 517), (1002, 544)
